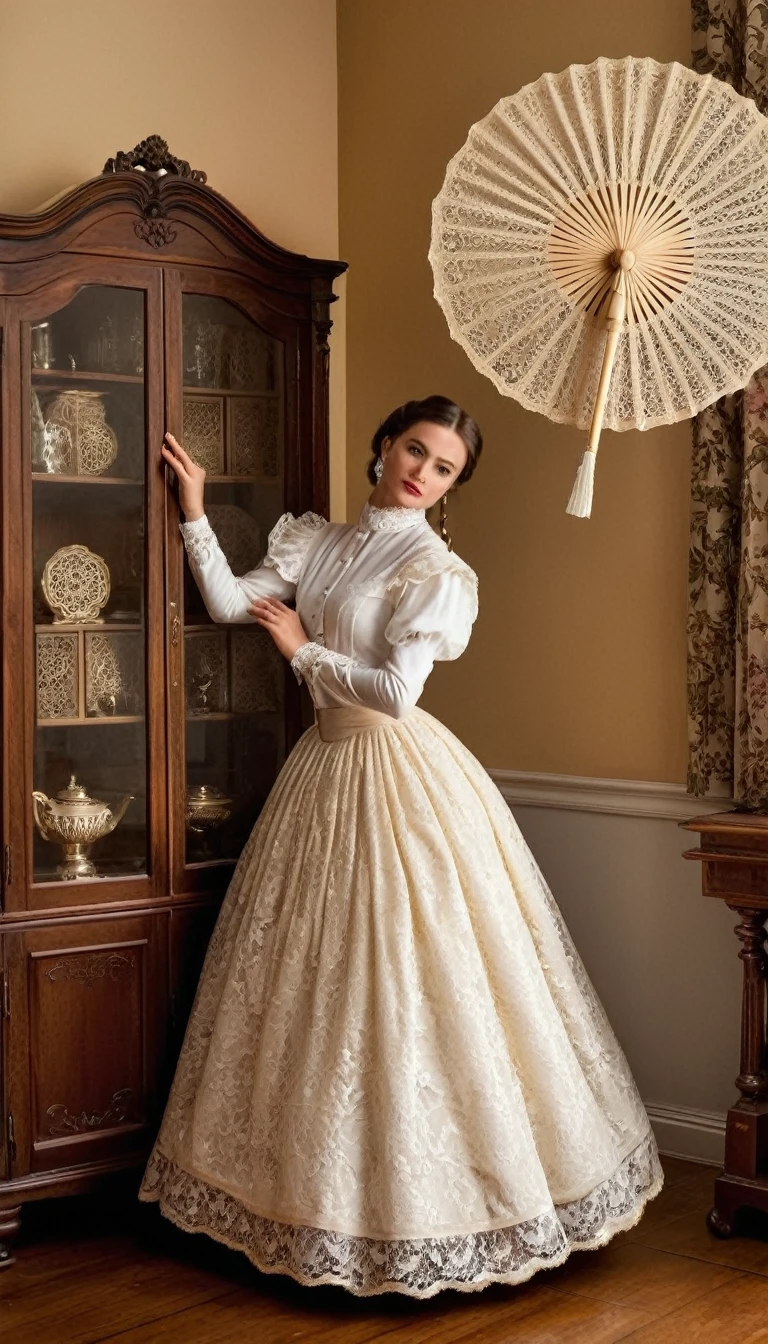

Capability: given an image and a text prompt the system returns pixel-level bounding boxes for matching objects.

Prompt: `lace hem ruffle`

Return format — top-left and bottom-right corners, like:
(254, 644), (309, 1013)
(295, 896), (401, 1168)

(139, 1131), (662, 1299)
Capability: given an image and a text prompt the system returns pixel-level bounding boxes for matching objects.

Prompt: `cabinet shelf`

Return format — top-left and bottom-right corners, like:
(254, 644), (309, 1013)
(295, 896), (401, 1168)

(183, 386), (278, 399)
(187, 711), (237, 722)
(32, 368), (144, 386)
(186, 710), (279, 721)
(35, 622), (143, 633)
(203, 475), (282, 485)
(37, 714), (145, 727)
(32, 474), (142, 486)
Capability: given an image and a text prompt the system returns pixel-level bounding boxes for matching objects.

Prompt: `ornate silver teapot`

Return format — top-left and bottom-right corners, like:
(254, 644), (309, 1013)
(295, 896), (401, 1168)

(32, 776), (133, 880)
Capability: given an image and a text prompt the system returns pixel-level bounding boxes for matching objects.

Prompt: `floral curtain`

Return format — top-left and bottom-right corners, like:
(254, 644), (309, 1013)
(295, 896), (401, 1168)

(688, 0), (768, 806)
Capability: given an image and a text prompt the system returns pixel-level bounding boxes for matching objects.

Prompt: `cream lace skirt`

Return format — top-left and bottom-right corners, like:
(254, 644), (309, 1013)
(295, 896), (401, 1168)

(140, 708), (662, 1297)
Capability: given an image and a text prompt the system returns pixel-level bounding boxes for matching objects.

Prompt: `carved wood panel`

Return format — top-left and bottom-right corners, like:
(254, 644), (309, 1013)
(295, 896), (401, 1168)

(4, 912), (168, 1178)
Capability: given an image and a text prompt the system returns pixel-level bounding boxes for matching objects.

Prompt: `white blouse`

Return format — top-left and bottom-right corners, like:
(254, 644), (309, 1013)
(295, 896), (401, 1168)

(180, 501), (478, 719)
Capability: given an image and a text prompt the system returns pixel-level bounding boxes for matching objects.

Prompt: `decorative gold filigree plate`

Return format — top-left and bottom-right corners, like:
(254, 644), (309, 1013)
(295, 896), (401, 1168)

(42, 545), (111, 624)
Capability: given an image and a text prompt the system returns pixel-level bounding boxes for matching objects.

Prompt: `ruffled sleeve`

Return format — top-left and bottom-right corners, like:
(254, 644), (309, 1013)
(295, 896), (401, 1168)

(384, 551), (479, 661)
(180, 510), (326, 624)
(263, 511), (327, 584)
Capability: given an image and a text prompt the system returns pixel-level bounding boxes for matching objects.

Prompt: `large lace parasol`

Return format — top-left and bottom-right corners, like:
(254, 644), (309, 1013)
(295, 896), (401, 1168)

(429, 56), (768, 516)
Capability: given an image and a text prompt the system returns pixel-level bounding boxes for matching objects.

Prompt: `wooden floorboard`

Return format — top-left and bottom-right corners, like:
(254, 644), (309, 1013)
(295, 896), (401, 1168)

(4, 1156), (768, 1343)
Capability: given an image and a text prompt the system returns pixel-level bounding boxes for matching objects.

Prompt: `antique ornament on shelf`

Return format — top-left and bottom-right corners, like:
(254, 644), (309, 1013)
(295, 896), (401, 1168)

(44, 390), (118, 476)
(226, 327), (272, 390)
(229, 397), (280, 477)
(36, 633), (79, 720)
(429, 55), (768, 516)
(36, 630), (141, 721)
(182, 396), (224, 472)
(183, 316), (226, 388)
(42, 545), (111, 624)
(31, 321), (54, 369)
(185, 784), (233, 834)
(32, 390), (73, 474)
(185, 631), (228, 715)
(182, 309), (275, 392)
(86, 316), (121, 373)
(32, 775), (133, 880)
(85, 632), (142, 716)
(85, 633), (122, 715)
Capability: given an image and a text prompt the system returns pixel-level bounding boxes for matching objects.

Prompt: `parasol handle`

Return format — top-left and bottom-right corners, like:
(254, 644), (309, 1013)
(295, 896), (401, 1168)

(566, 250), (632, 518)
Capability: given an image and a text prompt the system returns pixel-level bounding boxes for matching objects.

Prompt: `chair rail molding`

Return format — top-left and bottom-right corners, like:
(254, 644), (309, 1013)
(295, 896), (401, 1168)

(488, 769), (733, 822)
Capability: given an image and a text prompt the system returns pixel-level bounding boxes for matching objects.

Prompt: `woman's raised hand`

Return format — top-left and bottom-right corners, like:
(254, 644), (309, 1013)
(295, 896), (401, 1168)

(161, 432), (206, 522)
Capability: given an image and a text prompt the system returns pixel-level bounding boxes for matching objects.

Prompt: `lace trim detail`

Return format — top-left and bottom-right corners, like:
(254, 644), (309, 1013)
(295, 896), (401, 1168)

(264, 511), (327, 584)
(180, 515), (217, 566)
(140, 1132), (662, 1299)
(290, 641), (359, 689)
(358, 501), (429, 533)
(386, 547), (478, 595)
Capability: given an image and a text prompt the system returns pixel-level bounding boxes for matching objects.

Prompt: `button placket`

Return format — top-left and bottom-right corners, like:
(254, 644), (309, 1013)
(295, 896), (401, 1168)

(314, 531), (368, 644)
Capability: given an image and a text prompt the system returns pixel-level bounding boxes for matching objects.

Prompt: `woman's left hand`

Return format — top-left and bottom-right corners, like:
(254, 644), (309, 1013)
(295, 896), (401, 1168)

(249, 598), (310, 661)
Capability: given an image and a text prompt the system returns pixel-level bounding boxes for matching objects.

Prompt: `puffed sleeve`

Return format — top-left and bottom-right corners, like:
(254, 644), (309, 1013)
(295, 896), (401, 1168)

(291, 551), (478, 718)
(180, 510), (326, 623)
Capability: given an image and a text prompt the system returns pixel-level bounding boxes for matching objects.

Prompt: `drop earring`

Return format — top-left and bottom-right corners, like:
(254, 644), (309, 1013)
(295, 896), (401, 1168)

(439, 493), (453, 551)
(374, 457), (384, 481)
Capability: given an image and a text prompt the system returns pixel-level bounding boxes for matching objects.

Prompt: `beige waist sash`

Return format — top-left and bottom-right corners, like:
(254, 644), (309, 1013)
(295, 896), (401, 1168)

(315, 706), (404, 742)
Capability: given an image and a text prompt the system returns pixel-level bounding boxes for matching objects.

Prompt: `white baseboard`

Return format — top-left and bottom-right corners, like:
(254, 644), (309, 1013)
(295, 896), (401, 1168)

(645, 1102), (726, 1166)
(488, 769), (732, 822)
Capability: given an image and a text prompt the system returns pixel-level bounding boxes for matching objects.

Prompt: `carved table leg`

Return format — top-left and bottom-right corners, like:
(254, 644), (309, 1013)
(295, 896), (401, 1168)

(0, 1205), (21, 1268)
(729, 904), (768, 1102)
(707, 905), (768, 1238)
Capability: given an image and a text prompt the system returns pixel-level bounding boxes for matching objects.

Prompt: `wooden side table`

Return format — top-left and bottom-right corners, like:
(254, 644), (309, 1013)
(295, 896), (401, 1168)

(683, 811), (768, 1236)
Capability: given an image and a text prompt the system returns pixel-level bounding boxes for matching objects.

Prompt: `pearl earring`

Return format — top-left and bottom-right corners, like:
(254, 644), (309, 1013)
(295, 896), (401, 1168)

(374, 457), (384, 481)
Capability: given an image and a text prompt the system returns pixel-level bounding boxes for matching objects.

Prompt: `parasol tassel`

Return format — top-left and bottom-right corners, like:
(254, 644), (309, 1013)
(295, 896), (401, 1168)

(566, 449), (596, 517)
(566, 252), (631, 519)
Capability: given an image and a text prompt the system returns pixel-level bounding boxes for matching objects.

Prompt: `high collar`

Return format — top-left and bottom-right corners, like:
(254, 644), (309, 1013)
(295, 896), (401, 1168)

(357, 499), (428, 534)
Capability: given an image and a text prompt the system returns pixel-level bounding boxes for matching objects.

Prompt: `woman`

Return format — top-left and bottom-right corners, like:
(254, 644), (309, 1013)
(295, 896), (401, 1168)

(140, 395), (662, 1298)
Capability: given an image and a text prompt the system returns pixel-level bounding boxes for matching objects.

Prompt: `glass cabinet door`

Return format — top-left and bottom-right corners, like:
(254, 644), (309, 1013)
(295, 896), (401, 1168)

(179, 294), (288, 872)
(26, 285), (151, 884)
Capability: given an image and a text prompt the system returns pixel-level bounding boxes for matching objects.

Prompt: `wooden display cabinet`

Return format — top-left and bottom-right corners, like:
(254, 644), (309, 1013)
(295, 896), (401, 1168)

(0, 136), (345, 1263)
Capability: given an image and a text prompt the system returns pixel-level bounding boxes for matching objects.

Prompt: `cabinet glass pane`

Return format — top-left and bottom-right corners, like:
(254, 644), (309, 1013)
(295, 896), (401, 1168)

(28, 285), (148, 882)
(182, 295), (286, 867)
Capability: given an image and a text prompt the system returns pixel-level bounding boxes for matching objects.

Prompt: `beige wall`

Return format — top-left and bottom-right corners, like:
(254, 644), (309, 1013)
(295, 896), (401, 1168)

(0, 0), (345, 516)
(338, 0), (692, 781)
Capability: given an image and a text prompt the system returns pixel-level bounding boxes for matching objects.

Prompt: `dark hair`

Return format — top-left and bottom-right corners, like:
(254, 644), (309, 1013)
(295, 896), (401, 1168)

(366, 395), (483, 488)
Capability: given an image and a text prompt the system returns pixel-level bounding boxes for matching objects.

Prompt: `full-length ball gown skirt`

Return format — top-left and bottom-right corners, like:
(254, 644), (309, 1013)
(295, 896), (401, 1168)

(140, 708), (662, 1297)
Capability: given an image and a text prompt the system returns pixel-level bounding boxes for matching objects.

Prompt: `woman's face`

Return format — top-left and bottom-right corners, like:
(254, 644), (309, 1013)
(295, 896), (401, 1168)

(376, 420), (469, 511)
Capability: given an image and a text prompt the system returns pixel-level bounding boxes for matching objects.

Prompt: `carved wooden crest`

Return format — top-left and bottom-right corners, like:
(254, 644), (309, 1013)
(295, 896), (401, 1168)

(103, 135), (206, 182)
(103, 136), (207, 249)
